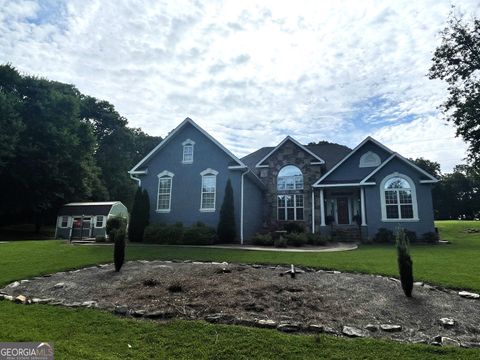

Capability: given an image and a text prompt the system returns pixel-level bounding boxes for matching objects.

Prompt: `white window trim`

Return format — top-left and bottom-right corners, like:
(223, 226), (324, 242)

(182, 139), (195, 164)
(156, 170), (174, 213)
(277, 194), (304, 221)
(58, 216), (70, 228)
(94, 215), (105, 228)
(359, 151), (381, 168)
(200, 168), (218, 212)
(380, 173), (419, 222)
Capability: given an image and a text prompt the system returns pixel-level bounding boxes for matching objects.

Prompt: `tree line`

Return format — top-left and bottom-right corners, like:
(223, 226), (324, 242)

(0, 64), (161, 230)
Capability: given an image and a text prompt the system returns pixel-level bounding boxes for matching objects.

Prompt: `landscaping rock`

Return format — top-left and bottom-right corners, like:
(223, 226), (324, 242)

(14, 295), (27, 304)
(439, 318), (455, 328)
(132, 310), (146, 317)
(114, 305), (129, 315)
(441, 337), (460, 347)
(53, 282), (65, 289)
(388, 277), (400, 283)
(342, 326), (366, 338)
(458, 291), (480, 299)
(256, 319), (277, 328)
(277, 323), (301, 333)
(413, 282), (424, 286)
(307, 324), (325, 333)
(20, 280), (30, 284)
(380, 324), (402, 332)
(365, 324), (378, 332)
(82, 301), (97, 308)
(204, 313), (235, 324)
(461, 342), (480, 348)
(144, 310), (175, 319)
(3, 295), (13, 301)
(9, 281), (20, 288)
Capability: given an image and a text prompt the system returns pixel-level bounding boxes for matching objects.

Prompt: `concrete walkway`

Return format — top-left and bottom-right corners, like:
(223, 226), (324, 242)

(76, 241), (358, 252)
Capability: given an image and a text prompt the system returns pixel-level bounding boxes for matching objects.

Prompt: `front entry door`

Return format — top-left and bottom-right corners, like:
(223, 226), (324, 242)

(337, 198), (349, 225)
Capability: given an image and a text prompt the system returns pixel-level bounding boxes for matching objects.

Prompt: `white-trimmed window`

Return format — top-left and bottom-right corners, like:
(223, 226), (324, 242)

(59, 216), (69, 228)
(359, 151), (381, 168)
(277, 165), (303, 190)
(182, 139), (195, 164)
(380, 173), (418, 221)
(277, 194), (304, 221)
(200, 168), (218, 211)
(157, 170), (174, 212)
(95, 215), (105, 228)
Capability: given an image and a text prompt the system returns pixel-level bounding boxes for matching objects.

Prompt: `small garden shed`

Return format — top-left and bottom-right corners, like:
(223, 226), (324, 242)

(55, 202), (128, 240)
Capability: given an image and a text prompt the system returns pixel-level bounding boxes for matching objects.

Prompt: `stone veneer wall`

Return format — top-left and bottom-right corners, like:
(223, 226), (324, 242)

(253, 141), (324, 232)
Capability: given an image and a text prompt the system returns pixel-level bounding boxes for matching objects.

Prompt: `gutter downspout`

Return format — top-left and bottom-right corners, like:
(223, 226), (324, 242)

(240, 168), (250, 245)
(129, 173), (141, 187)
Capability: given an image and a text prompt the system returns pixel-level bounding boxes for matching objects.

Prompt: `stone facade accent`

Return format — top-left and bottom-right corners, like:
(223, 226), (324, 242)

(252, 140), (324, 231)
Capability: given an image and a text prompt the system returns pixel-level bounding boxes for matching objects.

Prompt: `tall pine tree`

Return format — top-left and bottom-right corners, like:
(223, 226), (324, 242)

(217, 179), (236, 243)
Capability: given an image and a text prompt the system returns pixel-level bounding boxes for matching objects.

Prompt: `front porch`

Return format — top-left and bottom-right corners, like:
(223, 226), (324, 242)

(313, 186), (368, 241)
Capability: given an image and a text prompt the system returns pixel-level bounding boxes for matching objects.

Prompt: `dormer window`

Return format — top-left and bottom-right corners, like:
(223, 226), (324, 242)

(182, 139), (195, 164)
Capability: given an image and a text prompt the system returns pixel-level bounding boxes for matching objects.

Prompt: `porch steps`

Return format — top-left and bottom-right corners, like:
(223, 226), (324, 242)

(70, 238), (96, 244)
(332, 226), (362, 242)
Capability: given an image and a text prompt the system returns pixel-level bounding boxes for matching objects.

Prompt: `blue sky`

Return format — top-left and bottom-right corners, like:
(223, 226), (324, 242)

(1, 0), (479, 172)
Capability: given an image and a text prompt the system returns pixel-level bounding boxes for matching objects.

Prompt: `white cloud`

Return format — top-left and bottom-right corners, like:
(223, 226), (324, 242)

(1, 0), (479, 173)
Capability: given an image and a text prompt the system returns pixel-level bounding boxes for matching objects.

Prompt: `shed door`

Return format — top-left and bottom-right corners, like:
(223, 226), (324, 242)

(72, 217), (92, 238)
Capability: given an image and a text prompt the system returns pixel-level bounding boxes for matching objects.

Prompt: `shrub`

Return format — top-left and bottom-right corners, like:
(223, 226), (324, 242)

(143, 223), (184, 244)
(113, 228), (126, 272)
(252, 233), (274, 246)
(217, 179), (236, 243)
(405, 230), (417, 243)
(95, 235), (106, 243)
(183, 222), (216, 245)
(396, 228), (413, 297)
(283, 222), (305, 233)
(306, 233), (329, 246)
(274, 237), (287, 248)
(106, 216), (127, 235)
(284, 232), (308, 247)
(421, 231), (438, 244)
(374, 228), (395, 243)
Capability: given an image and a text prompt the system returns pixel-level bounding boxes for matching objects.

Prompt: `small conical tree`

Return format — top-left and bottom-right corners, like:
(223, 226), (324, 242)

(396, 228), (414, 297)
(217, 179), (236, 243)
(128, 186), (143, 242)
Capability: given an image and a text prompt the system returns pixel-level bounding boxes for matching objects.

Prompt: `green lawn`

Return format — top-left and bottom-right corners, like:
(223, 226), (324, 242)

(0, 220), (479, 359)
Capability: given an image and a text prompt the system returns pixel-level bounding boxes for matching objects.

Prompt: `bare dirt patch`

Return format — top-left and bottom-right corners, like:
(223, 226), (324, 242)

(2, 260), (480, 346)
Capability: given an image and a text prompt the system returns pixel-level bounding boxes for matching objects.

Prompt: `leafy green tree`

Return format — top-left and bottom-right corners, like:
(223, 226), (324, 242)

(409, 157), (441, 178)
(217, 179), (236, 243)
(429, 12), (480, 167)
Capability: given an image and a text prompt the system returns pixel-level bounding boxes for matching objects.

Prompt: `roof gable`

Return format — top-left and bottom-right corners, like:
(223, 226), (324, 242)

(255, 136), (325, 168)
(313, 137), (394, 186)
(361, 153), (439, 184)
(129, 118), (246, 173)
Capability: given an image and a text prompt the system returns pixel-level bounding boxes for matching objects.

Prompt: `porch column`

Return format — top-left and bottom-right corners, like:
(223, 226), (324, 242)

(360, 186), (367, 226)
(311, 191), (315, 233)
(320, 188), (326, 226)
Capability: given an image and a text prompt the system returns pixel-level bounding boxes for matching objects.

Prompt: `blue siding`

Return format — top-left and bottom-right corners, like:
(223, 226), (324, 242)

(322, 141), (391, 183)
(243, 175), (264, 240)
(139, 122), (248, 241)
(364, 157), (435, 237)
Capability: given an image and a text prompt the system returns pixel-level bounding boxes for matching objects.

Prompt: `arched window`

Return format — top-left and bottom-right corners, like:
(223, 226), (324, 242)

(277, 165), (304, 221)
(380, 174), (418, 221)
(277, 165), (303, 190)
(157, 170), (174, 212)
